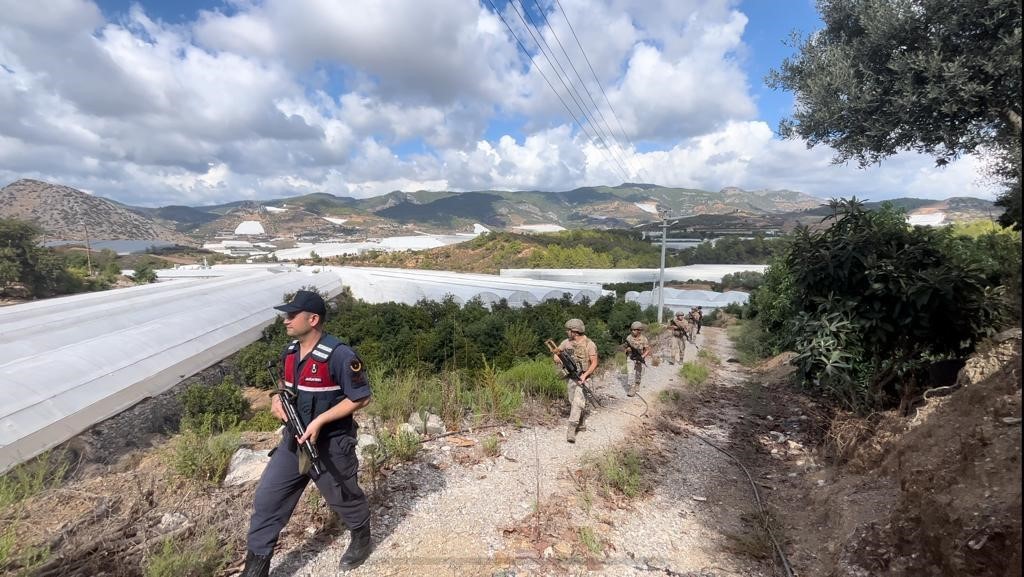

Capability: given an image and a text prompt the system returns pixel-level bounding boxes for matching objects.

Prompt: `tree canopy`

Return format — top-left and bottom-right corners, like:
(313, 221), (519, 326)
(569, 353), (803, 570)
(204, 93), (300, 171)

(769, 0), (1022, 226)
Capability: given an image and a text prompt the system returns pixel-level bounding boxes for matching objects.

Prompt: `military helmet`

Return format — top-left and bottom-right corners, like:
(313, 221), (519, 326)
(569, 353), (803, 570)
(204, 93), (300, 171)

(565, 318), (586, 334)
(630, 321), (645, 330)
(676, 311), (685, 317)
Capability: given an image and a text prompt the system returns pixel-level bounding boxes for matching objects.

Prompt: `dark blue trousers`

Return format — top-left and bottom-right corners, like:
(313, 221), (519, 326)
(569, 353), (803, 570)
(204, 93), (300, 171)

(247, 433), (369, 555)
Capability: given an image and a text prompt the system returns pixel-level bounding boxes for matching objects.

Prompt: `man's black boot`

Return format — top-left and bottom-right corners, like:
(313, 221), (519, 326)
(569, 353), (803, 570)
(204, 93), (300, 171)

(339, 523), (372, 571)
(239, 550), (272, 577)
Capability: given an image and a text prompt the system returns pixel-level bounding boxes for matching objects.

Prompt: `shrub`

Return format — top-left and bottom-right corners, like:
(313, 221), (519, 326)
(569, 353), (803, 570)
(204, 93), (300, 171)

(774, 199), (1003, 410)
(0, 450), (70, 510)
(482, 434), (501, 457)
(592, 449), (647, 498)
(144, 532), (228, 577)
(496, 358), (563, 401)
(679, 362), (710, 387)
(374, 428), (421, 463)
(180, 378), (249, 433)
(171, 423), (240, 484)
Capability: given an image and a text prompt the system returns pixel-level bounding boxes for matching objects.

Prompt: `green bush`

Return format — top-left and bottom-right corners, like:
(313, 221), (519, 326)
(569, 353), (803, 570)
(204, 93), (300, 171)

(0, 450), (70, 510)
(496, 358), (564, 401)
(171, 424), (240, 484)
(726, 321), (776, 365)
(144, 532), (228, 577)
(373, 427), (422, 463)
(592, 449), (647, 498)
(770, 199), (1003, 411)
(679, 362), (710, 387)
(180, 378), (249, 433)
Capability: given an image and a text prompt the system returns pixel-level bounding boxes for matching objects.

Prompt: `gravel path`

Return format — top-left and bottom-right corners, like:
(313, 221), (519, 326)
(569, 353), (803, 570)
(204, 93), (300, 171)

(267, 327), (770, 577)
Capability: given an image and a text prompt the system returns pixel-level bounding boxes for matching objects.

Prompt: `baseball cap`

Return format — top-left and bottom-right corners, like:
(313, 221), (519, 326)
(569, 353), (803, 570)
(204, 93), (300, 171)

(274, 290), (327, 317)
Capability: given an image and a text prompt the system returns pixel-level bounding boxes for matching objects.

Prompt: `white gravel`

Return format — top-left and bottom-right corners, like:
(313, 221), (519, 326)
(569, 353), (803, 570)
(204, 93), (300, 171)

(267, 329), (771, 577)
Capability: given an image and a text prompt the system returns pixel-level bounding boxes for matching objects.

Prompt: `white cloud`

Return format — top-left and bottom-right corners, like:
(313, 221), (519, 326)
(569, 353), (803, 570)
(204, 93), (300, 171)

(0, 0), (1002, 207)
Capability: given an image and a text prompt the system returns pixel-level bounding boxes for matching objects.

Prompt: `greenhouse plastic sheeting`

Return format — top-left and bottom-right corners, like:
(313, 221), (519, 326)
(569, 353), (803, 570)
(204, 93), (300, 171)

(499, 264), (768, 283)
(0, 267), (341, 473)
(333, 267), (611, 305)
(625, 287), (750, 313)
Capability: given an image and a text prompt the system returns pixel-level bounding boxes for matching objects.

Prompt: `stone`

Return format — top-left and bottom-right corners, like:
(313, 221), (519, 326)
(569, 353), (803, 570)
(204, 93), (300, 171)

(399, 423), (420, 437)
(223, 448), (271, 486)
(357, 433), (378, 455)
(157, 512), (190, 534)
(408, 412), (426, 434)
(425, 414), (446, 435)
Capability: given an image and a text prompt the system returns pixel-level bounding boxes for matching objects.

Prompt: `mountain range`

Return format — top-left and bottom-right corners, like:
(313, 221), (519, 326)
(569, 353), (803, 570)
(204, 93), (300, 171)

(0, 179), (997, 246)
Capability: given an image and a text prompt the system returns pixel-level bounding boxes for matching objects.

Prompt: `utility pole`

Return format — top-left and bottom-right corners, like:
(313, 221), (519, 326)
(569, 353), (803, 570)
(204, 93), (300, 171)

(657, 213), (669, 324)
(82, 220), (93, 277)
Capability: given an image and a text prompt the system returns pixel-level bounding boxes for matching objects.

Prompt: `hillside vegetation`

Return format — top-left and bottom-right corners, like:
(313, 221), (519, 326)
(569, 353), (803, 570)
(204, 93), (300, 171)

(333, 230), (782, 273)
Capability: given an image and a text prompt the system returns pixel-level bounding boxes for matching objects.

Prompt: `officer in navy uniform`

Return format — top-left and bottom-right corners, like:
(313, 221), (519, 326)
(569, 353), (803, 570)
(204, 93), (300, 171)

(240, 290), (373, 576)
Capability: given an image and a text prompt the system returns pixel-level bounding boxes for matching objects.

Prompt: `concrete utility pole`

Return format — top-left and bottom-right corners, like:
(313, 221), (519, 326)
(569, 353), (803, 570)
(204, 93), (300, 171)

(656, 213), (669, 324)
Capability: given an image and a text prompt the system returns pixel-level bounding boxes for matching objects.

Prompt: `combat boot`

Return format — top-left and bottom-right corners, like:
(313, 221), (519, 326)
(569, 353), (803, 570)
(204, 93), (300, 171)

(339, 523), (372, 571)
(566, 422), (577, 443)
(239, 551), (272, 577)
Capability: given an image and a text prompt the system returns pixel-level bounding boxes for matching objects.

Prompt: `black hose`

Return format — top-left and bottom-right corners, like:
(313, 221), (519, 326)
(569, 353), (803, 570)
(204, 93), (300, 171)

(687, 427), (796, 577)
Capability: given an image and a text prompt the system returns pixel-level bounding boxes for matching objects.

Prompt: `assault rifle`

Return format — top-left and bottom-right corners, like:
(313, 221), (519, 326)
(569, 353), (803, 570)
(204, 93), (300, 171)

(625, 341), (647, 365)
(267, 360), (325, 477)
(544, 339), (602, 407)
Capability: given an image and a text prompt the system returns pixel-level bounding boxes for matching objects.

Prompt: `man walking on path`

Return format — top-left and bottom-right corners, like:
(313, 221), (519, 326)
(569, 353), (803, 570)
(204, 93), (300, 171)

(669, 311), (690, 365)
(624, 321), (651, 397)
(553, 318), (599, 443)
(240, 290), (374, 576)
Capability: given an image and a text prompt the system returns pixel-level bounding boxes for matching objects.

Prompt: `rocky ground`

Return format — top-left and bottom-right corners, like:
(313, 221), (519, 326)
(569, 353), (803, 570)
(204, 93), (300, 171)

(265, 327), (774, 577)
(3, 325), (1019, 577)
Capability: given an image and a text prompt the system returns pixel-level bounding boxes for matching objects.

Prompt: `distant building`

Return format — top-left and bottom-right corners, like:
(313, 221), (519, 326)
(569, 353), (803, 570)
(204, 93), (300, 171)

(907, 213), (947, 227)
(234, 220), (266, 235)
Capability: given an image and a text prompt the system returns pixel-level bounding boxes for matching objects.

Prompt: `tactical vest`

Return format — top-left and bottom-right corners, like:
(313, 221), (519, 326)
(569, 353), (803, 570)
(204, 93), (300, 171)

(282, 336), (354, 437)
(569, 338), (593, 372)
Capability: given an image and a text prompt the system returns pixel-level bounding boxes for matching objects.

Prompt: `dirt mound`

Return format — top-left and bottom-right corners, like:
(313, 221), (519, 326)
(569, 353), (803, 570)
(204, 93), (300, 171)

(835, 332), (1022, 577)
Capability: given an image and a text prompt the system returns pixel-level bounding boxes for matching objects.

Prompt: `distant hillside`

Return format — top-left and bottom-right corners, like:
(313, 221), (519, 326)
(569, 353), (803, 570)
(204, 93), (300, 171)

(0, 180), (194, 245)
(791, 197), (997, 224)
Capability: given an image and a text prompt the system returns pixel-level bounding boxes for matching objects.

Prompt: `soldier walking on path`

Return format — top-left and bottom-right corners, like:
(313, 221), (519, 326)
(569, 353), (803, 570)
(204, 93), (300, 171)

(690, 306), (704, 335)
(669, 311), (690, 365)
(624, 321), (651, 397)
(553, 318), (599, 443)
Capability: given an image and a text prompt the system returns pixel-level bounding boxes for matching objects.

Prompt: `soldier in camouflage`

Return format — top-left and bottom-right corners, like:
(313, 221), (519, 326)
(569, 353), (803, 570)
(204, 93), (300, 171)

(553, 318), (599, 443)
(669, 311), (690, 365)
(624, 321), (651, 397)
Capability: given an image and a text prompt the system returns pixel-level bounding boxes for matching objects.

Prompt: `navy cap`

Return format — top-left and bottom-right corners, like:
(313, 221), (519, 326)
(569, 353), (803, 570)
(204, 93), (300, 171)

(274, 290), (327, 316)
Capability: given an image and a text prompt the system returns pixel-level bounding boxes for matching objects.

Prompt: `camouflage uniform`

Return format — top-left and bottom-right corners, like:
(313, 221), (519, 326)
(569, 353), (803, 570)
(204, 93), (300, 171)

(557, 335), (598, 441)
(625, 332), (649, 396)
(689, 307), (703, 334)
(669, 314), (689, 364)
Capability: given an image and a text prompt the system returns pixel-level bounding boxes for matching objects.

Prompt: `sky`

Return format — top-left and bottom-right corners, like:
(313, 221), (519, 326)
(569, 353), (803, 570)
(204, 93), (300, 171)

(0, 0), (1000, 207)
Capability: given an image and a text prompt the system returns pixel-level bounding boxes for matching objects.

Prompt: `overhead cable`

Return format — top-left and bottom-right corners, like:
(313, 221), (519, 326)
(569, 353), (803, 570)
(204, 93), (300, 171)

(485, 0), (631, 184)
(552, 0), (650, 182)
(508, 0), (630, 183)
(530, 0), (639, 178)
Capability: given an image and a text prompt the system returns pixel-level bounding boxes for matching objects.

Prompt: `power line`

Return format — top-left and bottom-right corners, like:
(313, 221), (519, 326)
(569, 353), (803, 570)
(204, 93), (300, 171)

(508, 0), (630, 183)
(552, 0), (649, 182)
(530, 0), (639, 179)
(486, 0), (630, 184)
(518, 0), (633, 181)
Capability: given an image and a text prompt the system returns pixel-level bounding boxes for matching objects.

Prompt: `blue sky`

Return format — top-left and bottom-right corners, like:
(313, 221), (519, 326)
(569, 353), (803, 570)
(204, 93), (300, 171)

(0, 0), (995, 206)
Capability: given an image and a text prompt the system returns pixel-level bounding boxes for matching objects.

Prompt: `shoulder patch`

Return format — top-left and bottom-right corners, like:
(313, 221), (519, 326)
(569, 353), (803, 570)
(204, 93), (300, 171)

(349, 355), (367, 386)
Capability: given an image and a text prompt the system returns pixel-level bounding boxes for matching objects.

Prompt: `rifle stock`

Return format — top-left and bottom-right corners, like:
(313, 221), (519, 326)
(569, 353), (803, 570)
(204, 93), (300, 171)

(267, 361), (325, 477)
(544, 339), (602, 407)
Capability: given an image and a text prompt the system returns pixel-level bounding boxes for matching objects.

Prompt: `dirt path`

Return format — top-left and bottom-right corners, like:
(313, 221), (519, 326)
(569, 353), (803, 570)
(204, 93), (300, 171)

(270, 327), (775, 577)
